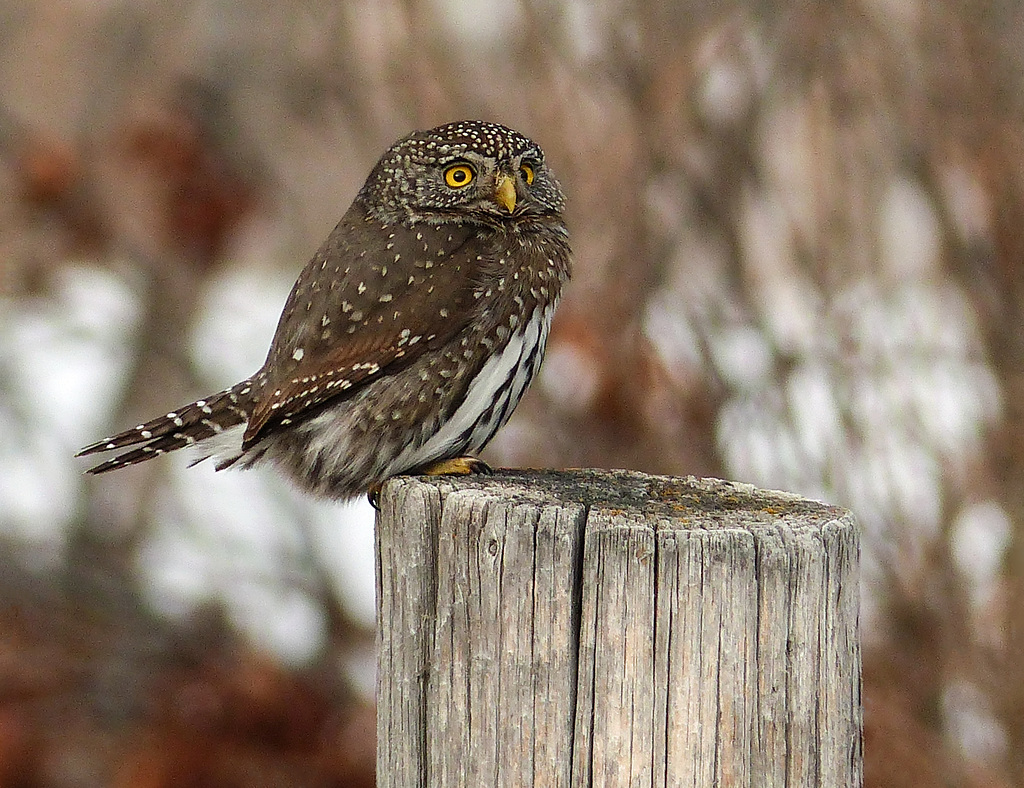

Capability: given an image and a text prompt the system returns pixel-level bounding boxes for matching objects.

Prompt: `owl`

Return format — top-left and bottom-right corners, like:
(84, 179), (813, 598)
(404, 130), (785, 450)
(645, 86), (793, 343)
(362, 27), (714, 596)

(78, 121), (571, 501)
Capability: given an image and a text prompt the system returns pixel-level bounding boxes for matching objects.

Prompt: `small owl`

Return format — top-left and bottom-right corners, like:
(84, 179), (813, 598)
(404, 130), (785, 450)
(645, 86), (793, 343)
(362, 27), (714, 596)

(78, 121), (571, 501)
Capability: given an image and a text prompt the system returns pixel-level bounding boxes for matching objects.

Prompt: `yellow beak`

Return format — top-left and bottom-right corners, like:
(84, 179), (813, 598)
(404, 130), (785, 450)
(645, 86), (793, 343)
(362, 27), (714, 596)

(495, 174), (516, 213)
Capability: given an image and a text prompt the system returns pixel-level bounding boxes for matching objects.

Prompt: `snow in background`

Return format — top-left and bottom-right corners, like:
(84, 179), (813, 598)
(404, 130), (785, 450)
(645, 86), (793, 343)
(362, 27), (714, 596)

(0, 261), (377, 690)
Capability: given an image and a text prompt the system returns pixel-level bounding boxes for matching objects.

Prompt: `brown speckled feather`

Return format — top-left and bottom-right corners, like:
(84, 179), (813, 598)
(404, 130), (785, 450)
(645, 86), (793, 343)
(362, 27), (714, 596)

(244, 206), (481, 446)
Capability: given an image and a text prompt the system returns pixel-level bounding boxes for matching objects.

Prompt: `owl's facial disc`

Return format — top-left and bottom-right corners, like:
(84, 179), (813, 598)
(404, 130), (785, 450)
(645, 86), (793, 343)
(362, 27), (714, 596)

(436, 153), (525, 220)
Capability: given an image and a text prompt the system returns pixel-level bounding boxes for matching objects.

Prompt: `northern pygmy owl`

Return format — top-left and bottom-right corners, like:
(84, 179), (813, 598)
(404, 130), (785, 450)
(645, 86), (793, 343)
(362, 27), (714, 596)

(78, 120), (571, 500)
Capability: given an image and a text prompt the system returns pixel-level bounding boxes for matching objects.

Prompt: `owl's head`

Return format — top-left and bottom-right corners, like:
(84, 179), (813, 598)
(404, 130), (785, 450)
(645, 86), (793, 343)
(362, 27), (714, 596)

(361, 120), (565, 225)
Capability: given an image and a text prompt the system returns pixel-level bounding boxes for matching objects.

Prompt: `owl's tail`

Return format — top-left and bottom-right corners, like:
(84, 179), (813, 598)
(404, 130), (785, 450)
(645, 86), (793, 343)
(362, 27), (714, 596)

(76, 376), (261, 474)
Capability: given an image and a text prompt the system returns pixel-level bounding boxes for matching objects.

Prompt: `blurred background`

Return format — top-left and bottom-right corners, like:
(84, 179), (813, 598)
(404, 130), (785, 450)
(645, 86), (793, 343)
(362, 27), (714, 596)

(0, 0), (1020, 785)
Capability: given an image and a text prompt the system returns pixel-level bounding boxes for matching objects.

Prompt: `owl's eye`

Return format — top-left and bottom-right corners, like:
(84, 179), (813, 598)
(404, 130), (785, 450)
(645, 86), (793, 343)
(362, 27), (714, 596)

(520, 163), (535, 185)
(444, 164), (475, 189)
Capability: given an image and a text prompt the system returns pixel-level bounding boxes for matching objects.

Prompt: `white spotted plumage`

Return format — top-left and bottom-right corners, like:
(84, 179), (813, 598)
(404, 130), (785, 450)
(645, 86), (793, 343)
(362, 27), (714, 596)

(386, 303), (555, 475)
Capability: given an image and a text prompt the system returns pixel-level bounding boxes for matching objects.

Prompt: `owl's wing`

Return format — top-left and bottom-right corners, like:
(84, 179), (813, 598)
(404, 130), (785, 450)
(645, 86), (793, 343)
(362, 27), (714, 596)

(242, 212), (482, 448)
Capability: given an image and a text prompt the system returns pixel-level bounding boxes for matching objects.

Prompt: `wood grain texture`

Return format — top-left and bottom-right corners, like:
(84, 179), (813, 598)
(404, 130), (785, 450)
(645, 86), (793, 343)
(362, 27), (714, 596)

(376, 469), (862, 787)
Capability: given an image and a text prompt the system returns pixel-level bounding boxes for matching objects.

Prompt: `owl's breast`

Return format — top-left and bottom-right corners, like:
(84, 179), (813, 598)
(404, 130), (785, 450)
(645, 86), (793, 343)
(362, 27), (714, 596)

(472, 222), (570, 313)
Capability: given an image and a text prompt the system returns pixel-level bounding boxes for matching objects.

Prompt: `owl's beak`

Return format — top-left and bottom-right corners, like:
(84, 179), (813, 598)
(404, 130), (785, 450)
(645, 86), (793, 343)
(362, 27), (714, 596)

(494, 174), (516, 213)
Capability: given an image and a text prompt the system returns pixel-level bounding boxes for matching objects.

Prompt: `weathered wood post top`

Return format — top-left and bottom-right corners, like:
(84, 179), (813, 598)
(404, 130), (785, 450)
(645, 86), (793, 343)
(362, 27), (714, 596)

(376, 468), (861, 788)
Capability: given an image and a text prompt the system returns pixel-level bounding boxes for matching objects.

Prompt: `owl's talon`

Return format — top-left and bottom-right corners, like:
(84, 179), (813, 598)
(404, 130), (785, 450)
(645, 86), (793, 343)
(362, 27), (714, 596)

(371, 457), (491, 506)
(418, 456), (492, 477)
(368, 483), (383, 510)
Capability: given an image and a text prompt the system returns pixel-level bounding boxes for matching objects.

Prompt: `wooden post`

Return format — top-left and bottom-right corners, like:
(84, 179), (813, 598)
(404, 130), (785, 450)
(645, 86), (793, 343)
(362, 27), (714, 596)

(376, 469), (861, 787)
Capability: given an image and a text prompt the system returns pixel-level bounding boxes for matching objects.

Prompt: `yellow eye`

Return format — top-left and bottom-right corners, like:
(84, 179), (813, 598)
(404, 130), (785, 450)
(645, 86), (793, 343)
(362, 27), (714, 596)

(520, 163), (535, 184)
(444, 164), (475, 188)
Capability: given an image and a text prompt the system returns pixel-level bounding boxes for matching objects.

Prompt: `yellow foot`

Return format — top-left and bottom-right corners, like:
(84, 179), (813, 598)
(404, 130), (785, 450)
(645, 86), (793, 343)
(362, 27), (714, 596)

(367, 457), (493, 510)
(418, 456), (493, 477)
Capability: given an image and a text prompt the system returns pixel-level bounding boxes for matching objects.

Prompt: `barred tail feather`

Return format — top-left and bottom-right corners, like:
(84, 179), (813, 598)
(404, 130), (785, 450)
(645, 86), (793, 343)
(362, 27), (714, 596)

(76, 377), (259, 474)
